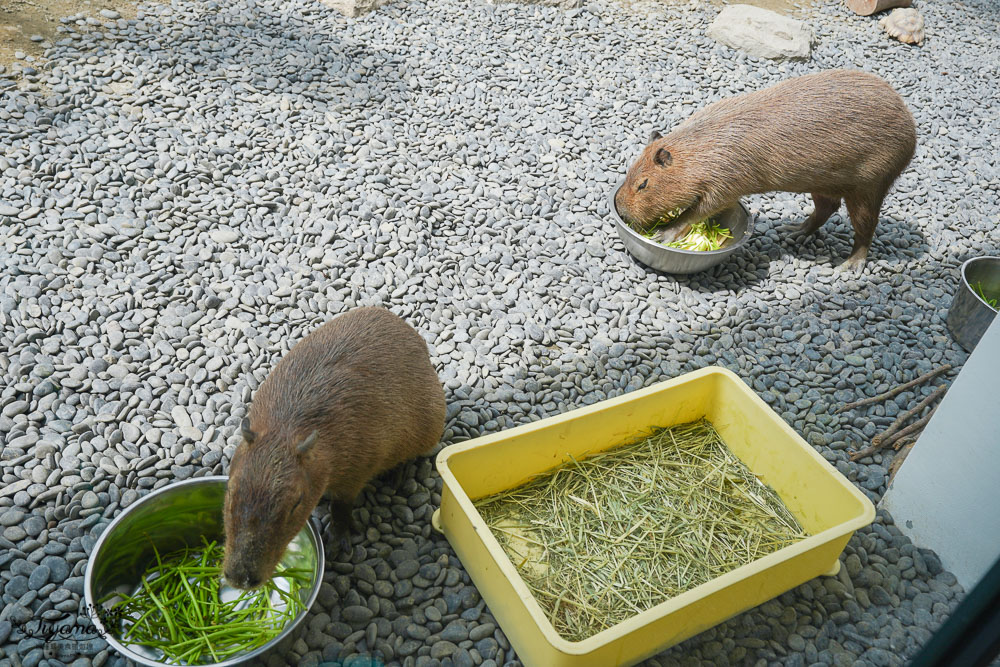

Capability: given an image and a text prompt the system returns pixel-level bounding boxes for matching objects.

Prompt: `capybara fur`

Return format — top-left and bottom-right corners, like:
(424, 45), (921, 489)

(223, 307), (445, 589)
(615, 69), (916, 272)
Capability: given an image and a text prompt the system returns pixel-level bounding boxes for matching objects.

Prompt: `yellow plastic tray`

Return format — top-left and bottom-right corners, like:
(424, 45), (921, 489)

(433, 366), (875, 667)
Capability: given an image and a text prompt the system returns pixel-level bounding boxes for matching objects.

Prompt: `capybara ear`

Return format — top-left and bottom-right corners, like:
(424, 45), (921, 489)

(296, 429), (319, 457)
(648, 129), (662, 144)
(654, 147), (672, 167)
(241, 418), (255, 445)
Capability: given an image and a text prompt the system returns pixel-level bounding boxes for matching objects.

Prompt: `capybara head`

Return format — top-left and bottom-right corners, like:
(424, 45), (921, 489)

(223, 420), (324, 589)
(615, 130), (706, 240)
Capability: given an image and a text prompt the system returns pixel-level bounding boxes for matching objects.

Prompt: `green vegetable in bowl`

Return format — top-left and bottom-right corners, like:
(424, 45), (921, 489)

(638, 207), (688, 240)
(665, 219), (734, 252)
(655, 206), (687, 226)
(973, 282), (999, 309)
(99, 538), (311, 664)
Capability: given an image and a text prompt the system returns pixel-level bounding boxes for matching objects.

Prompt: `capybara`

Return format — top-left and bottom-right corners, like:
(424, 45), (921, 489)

(223, 307), (446, 589)
(615, 69), (917, 272)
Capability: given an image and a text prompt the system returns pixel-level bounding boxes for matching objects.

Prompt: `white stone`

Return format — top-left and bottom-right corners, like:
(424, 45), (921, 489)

(171, 405), (192, 429)
(210, 228), (239, 244)
(0, 480), (30, 498)
(707, 5), (812, 60)
(179, 426), (203, 441)
(225, 316), (249, 331)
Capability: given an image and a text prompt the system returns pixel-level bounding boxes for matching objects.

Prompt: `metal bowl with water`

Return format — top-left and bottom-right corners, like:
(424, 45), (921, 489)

(609, 179), (754, 274)
(84, 476), (325, 667)
(947, 256), (1000, 352)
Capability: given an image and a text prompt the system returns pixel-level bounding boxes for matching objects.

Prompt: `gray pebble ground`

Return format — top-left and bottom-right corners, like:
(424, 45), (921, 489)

(1, 0), (998, 664)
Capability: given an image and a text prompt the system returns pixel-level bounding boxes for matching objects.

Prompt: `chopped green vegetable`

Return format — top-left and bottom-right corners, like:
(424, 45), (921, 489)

(474, 419), (807, 642)
(638, 206), (688, 240)
(100, 538), (312, 664)
(665, 219), (734, 252)
(656, 206), (687, 226)
(972, 282), (999, 309)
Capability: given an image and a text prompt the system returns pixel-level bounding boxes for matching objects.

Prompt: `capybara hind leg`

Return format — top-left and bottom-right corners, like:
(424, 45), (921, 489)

(841, 193), (882, 273)
(799, 194), (841, 237)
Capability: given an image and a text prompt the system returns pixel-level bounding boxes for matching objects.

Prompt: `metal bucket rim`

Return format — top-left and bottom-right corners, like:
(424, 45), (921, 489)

(959, 255), (1000, 313)
(609, 179), (754, 256)
(83, 475), (325, 667)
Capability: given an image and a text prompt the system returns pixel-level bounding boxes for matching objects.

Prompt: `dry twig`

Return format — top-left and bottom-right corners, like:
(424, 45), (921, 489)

(850, 406), (937, 461)
(882, 407), (936, 450)
(836, 364), (951, 413)
(871, 384), (947, 448)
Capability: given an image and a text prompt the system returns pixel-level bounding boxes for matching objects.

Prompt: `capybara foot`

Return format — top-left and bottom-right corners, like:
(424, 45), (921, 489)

(332, 531), (353, 555)
(330, 499), (360, 534)
(321, 520), (351, 554)
(799, 194), (841, 238)
(838, 253), (868, 274)
(653, 224), (691, 246)
(327, 514), (357, 555)
(794, 222), (821, 244)
(797, 218), (825, 239)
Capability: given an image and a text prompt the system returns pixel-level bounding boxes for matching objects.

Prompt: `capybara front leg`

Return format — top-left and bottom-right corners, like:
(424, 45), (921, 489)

(329, 498), (359, 553)
(799, 194), (841, 237)
(841, 193), (882, 273)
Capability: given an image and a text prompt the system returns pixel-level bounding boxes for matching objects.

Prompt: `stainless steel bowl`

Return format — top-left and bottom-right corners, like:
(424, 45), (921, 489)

(609, 179), (753, 274)
(947, 256), (1000, 352)
(84, 476), (324, 667)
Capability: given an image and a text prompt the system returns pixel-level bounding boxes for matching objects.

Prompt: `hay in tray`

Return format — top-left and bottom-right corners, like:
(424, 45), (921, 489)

(473, 419), (808, 642)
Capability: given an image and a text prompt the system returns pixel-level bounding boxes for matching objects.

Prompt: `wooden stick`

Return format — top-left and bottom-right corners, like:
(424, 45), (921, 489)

(881, 407), (935, 450)
(845, 0), (911, 16)
(893, 437), (914, 452)
(849, 443), (880, 462)
(837, 365), (951, 413)
(849, 407), (936, 462)
(870, 385), (947, 447)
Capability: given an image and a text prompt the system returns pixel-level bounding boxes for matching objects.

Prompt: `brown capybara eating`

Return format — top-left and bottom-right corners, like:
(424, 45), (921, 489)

(223, 307), (446, 589)
(615, 69), (917, 272)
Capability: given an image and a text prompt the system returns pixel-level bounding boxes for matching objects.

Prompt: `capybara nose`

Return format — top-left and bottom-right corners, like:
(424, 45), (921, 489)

(224, 566), (260, 589)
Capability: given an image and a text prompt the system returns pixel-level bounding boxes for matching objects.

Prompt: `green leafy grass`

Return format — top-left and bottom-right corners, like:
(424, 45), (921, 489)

(98, 538), (312, 664)
(972, 282), (999, 309)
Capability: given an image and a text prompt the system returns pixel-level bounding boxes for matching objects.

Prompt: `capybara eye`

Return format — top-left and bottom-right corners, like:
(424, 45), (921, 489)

(637, 178), (648, 191)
